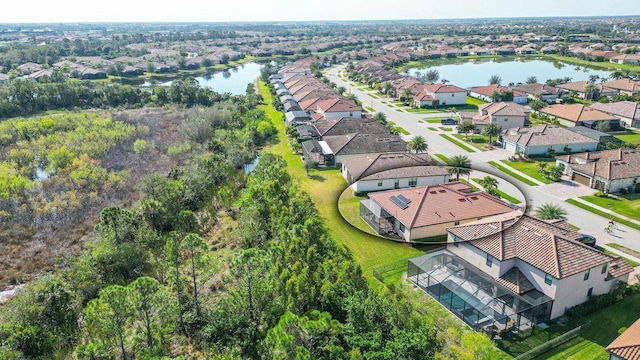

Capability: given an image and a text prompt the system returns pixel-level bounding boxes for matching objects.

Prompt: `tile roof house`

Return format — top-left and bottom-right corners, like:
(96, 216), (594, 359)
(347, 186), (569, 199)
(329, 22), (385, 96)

(555, 148), (640, 193)
(353, 166), (451, 192)
(341, 152), (435, 184)
(609, 53), (640, 65)
(589, 101), (640, 128)
(441, 214), (633, 321)
(607, 317), (640, 360)
(302, 133), (407, 166)
(417, 83), (468, 106)
(470, 102), (529, 130)
(312, 117), (391, 138)
(601, 78), (640, 96)
(501, 125), (599, 156)
(555, 80), (618, 99)
(511, 83), (563, 103)
(16, 62), (42, 74)
(360, 182), (515, 241)
(316, 98), (363, 120)
(539, 104), (621, 129)
(469, 84), (528, 104)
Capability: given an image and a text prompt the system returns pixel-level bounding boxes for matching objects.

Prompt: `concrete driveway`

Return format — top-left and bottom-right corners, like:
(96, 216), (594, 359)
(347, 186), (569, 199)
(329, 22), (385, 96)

(538, 177), (598, 200)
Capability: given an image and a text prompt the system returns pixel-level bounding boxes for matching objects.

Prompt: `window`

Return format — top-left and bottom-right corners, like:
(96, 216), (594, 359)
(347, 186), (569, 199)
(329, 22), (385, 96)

(451, 93), (454, 97)
(377, 180), (383, 187)
(453, 235), (460, 247)
(504, 117), (508, 122)
(454, 221), (460, 225)
(545, 273), (553, 285)
(486, 254), (493, 267)
(602, 263), (607, 274)
(399, 222), (406, 232)
(584, 269), (590, 281)
(587, 287), (593, 297)
(394, 179), (399, 189)
(409, 178), (418, 187)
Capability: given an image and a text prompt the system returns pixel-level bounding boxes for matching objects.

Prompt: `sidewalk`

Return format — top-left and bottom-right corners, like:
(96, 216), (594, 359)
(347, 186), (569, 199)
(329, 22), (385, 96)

(570, 197), (640, 227)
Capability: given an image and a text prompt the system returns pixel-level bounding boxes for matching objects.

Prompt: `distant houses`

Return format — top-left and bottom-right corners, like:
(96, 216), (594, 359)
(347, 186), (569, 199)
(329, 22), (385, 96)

(501, 125), (599, 156)
(539, 104), (622, 129)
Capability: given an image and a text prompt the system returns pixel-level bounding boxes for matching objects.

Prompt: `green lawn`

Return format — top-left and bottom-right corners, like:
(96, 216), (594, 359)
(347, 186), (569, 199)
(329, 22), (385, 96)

(499, 158), (555, 184)
(499, 293), (640, 359)
(607, 243), (640, 260)
(452, 133), (491, 151)
(439, 134), (475, 152)
(579, 194), (640, 222)
(433, 153), (451, 164)
(466, 96), (488, 106)
(259, 79), (423, 277)
(615, 129), (640, 147)
(439, 127), (453, 132)
(428, 127), (438, 131)
(471, 178), (522, 204)
(406, 108), (441, 114)
(370, 93), (381, 99)
(338, 188), (382, 237)
(565, 199), (640, 231)
(364, 105), (375, 112)
(426, 118), (444, 123)
(487, 161), (539, 186)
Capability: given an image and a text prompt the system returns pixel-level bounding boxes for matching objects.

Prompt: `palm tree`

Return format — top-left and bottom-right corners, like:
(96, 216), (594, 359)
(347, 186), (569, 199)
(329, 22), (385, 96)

(448, 155), (472, 181)
(482, 122), (502, 144)
(478, 176), (499, 189)
(588, 75), (600, 84)
(535, 203), (568, 220)
(401, 87), (414, 104)
(584, 83), (600, 101)
(382, 81), (393, 95)
(440, 78), (449, 84)
(488, 74), (502, 85)
(525, 76), (538, 84)
(408, 135), (428, 153)
(373, 111), (387, 124)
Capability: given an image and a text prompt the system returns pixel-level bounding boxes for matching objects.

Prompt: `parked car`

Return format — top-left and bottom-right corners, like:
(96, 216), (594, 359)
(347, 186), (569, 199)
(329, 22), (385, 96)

(440, 118), (458, 125)
(577, 234), (596, 247)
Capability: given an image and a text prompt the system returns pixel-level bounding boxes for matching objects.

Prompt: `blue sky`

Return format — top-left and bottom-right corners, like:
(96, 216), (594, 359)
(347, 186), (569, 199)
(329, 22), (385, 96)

(1, 0), (639, 23)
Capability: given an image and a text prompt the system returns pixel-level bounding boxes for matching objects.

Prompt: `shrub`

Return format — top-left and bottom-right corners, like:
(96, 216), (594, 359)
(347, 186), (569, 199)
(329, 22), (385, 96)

(594, 191), (609, 198)
(635, 183), (640, 193)
(567, 282), (640, 317)
(620, 188), (628, 195)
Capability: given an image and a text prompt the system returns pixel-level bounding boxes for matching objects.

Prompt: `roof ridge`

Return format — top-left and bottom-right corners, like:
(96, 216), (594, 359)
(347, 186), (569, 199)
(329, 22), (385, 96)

(409, 185), (431, 228)
(550, 234), (561, 278)
(334, 132), (360, 154)
(356, 153), (383, 181)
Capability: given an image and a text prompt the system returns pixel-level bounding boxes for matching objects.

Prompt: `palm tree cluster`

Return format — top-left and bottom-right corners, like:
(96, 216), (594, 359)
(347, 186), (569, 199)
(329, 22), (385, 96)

(535, 203), (568, 220)
(478, 176), (500, 197)
(407, 135), (428, 153)
(448, 155), (471, 181)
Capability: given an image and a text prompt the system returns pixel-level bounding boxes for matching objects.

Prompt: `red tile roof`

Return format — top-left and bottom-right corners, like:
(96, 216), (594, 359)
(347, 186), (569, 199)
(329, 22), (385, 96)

(424, 83), (467, 94)
(607, 318), (640, 360)
(540, 104), (618, 123)
(317, 98), (363, 113)
(470, 84), (525, 97)
(556, 148), (640, 181)
(368, 182), (514, 228)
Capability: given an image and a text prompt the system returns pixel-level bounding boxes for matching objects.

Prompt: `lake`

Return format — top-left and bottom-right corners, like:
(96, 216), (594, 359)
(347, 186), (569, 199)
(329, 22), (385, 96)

(195, 62), (263, 95)
(406, 58), (612, 89)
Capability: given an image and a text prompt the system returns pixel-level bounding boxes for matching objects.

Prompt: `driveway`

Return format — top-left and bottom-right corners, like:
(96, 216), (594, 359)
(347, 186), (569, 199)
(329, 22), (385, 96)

(537, 177), (597, 200)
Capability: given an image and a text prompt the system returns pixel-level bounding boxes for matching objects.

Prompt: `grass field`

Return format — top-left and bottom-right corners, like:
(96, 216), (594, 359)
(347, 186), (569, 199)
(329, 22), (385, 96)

(466, 96), (488, 106)
(428, 127), (438, 131)
(607, 243), (640, 260)
(453, 133), (490, 151)
(439, 127), (453, 132)
(615, 129), (640, 147)
(499, 293), (640, 359)
(487, 161), (539, 186)
(439, 134), (475, 152)
(500, 158), (555, 184)
(471, 178), (522, 204)
(433, 153), (451, 164)
(565, 199), (640, 231)
(579, 194), (640, 222)
(426, 118), (444, 123)
(388, 121), (410, 135)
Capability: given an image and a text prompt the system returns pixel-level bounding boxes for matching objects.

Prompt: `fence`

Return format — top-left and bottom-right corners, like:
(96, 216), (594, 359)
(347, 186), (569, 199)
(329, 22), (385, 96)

(514, 321), (591, 360)
(372, 259), (408, 283)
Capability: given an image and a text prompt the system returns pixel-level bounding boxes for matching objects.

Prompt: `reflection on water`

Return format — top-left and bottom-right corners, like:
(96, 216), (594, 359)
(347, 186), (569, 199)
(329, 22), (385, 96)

(244, 153), (261, 174)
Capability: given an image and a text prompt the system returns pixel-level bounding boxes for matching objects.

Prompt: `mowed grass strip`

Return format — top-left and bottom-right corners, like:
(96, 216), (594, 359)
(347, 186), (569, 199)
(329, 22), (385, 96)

(565, 198), (640, 231)
(439, 134), (475, 152)
(487, 161), (538, 186)
(433, 153), (451, 164)
(579, 193), (640, 222)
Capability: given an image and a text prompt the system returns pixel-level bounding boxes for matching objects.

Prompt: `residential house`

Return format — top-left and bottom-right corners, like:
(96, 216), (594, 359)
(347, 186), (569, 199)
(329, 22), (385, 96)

(501, 125), (599, 156)
(415, 83), (467, 107)
(27, 69), (52, 80)
(606, 317), (640, 360)
(470, 102), (529, 131)
(302, 133), (407, 166)
(511, 83), (563, 103)
(285, 111), (312, 126)
(16, 62), (42, 74)
(341, 152), (438, 186)
(360, 182), (515, 241)
(283, 101), (302, 113)
(609, 54), (640, 65)
(469, 84), (528, 104)
(408, 213), (633, 333)
(313, 117), (391, 138)
(0, 73), (9, 83)
(590, 101), (640, 128)
(539, 104), (621, 129)
(555, 81), (618, 99)
(601, 79), (640, 96)
(351, 166), (450, 193)
(556, 148), (640, 193)
(568, 126), (622, 146)
(316, 98), (362, 120)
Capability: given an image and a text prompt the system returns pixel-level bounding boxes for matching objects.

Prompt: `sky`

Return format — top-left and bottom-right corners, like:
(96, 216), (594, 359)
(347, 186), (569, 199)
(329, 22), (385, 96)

(1, 0), (639, 23)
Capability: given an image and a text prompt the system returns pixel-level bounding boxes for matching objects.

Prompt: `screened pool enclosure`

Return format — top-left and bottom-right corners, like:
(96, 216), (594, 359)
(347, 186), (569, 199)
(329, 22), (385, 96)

(408, 251), (553, 338)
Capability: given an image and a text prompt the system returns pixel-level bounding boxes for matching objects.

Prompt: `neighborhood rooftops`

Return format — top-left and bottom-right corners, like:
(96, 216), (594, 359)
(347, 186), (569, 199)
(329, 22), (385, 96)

(501, 124), (596, 147)
(359, 165), (450, 181)
(447, 214), (633, 279)
(556, 148), (640, 181)
(470, 84), (525, 97)
(367, 182), (515, 229)
(539, 104), (619, 123)
(512, 83), (563, 97)
(341, 152), (434, 183)
(590, 101), (640, 121)
(313, 117), (391, 137)
(322, 133), (407, 156)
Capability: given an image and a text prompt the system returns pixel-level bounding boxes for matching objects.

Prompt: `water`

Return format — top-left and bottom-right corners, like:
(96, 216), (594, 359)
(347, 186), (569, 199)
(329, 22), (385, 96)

(195, 62), (263, 95)
(406, 58), (612, 89)
(244, 153), (261, 174)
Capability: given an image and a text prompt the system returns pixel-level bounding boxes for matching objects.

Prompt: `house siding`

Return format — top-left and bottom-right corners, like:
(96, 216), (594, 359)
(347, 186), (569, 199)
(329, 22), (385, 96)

(323, 110), (362, 120)
(353, 174), (450, 192)
(491, 115), (526, 130)
(523, 142), (598, 156)
(447, 239), (502, 278)
(433, 91), (467, 106)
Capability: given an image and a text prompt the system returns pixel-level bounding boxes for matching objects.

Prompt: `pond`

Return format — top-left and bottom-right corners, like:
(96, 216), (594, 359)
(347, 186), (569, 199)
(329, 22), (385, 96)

(140, 62), (263, 95)
(405, 58), (612, 89)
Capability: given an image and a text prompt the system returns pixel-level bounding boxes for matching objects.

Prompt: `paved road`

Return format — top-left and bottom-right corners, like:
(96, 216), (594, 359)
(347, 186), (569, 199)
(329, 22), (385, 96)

(327, 65), (640, 256)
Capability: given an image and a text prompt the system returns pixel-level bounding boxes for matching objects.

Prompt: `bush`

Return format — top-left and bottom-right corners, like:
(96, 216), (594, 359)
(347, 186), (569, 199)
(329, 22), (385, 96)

(635, 183), (640, 193)
(620, 188), (628, 194)
(567, 282), (640, 317)
(594, 191), (609, 198)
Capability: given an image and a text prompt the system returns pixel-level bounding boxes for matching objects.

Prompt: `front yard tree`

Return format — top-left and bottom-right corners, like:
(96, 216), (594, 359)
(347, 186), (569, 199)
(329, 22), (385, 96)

(303, 157), (317, 176)
(529, 98), (547, 111)
(448, 155), (472, 181)
(373, 111), (387, 124)
(482, 122), (502, 144)
(408, 135), (428, 153)
(489, 74), (502, 85)
(526, 76), (538, 84)
(401, 88), (414, 104)
(478, 176), (500, 197)
(425, 69), (439, 83)
(459, 121), (476, 140)
(535, 203), (568, 220)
